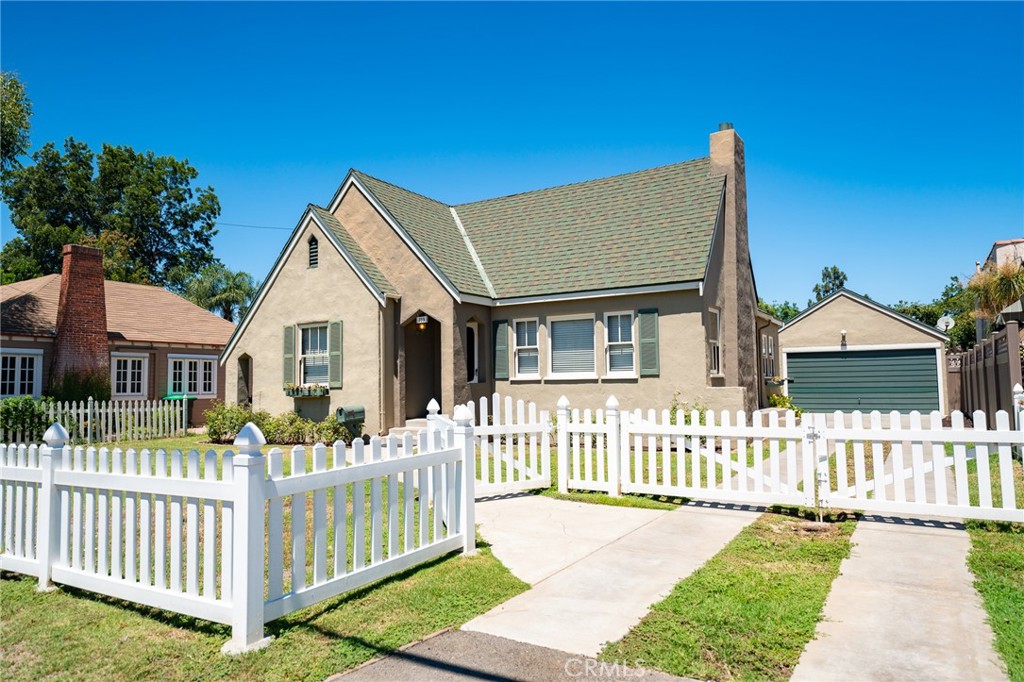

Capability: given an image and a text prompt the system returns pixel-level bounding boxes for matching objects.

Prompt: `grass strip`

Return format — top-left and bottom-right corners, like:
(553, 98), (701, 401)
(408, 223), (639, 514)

(601, 510), (855, 682)
(965, 454), (1024, 682)
(0, 541), (526, 682)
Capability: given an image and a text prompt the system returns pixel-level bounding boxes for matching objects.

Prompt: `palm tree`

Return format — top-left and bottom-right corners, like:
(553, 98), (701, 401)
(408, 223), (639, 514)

(967, 259), (1024, 321)
(181, 263), (258, 322)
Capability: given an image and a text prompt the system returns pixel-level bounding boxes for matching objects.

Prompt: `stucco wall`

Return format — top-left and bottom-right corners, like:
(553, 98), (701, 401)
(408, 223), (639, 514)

(779, 295), (945, 349)
(223, 216), (384, 433)
(490, 291), (745, 414)
(332, 185), (457, 422)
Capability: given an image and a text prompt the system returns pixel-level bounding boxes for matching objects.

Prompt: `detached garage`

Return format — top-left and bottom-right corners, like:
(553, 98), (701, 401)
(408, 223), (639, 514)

(778, 290), (948, 414)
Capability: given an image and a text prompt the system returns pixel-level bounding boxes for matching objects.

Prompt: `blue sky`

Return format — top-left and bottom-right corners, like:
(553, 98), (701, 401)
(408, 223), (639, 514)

(1, 1), (1021, 307)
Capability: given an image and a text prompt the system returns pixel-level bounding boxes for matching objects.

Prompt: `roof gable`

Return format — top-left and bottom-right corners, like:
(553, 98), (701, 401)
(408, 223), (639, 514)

(781, 289), (948, 341)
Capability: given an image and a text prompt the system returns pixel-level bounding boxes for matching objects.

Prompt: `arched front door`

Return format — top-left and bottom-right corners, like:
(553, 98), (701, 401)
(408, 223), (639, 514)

(403, 313), (441, 419)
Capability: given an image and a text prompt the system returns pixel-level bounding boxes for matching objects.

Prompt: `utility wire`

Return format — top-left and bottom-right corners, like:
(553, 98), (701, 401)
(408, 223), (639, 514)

(215, 221), (291, 231)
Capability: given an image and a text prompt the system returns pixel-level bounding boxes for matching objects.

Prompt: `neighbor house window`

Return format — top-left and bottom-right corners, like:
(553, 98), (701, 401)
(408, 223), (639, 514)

(762, 335), (776, 379)
(605, 312), (635, 376)
(112, 353), (148, 398)
(708, 309), (721, 376)
(169, 355), (217, 396)
(0, 351), (42, 398)
(300, 324), (329, 385)
(549, 315), (596, 377)
(513, 318), (539, 378)
(308, 236), (319, 268)
(466, 321), (480, 383)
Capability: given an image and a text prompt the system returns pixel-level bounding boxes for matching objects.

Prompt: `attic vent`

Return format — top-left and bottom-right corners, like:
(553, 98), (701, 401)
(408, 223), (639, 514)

(309, 236), (319, 268)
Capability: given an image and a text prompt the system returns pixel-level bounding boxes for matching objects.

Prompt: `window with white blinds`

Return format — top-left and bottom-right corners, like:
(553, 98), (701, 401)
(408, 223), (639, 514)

(514, 318), (539, 378)
(605, 312), (635, 375)
(550, 317), (595, 376)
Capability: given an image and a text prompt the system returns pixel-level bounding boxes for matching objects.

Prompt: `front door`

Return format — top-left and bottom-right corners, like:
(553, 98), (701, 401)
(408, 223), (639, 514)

(403, 314), (441, 419)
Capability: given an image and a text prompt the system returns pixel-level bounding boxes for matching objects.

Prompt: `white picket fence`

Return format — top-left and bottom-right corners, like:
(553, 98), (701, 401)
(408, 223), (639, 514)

(0, 398), (189, 445)
(558, 396), (1024, 523)
(433, 395), (551, 496)
(0, 405), (477, 653)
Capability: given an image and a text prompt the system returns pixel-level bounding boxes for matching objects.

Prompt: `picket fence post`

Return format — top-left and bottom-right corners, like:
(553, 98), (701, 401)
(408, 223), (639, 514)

(556, 396), (569, 493)
(36, 423), (68, 592)
(222, 422), (271, 655)
(605, 395), (621, 497)
(454, 405), (476, 555)
(1013, 383), (1024, 460)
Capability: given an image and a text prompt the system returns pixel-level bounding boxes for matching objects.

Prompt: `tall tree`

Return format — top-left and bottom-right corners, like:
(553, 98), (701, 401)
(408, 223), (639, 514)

(175, 262), (258, 322)
(810, 265), (848, 306)
(891, 275), (975, 350)
(1, 138), (220, 286)
(0, 71), (32, 189)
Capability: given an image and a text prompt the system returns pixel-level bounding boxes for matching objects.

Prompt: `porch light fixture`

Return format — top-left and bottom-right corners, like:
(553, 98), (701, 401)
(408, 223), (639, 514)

(416, 314), (428, 332)
(840, 329), (847, 344)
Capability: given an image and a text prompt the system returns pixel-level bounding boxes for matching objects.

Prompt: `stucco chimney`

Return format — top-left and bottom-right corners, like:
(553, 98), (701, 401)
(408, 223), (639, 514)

(51, 244), (109, 388)
(708, 124), (758, 414)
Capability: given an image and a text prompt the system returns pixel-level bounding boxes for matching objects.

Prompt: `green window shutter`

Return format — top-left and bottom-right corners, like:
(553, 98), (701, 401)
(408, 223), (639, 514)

(638, 309), (660, 377)
(329, 320), (343, 388)
(493, 319), (509, 380)
(283, 325), (295, 387)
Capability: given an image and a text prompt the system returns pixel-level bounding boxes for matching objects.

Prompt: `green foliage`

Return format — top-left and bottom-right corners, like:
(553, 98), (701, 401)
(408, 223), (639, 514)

(668, 391), (708, 426)
(167, 262), (258, 322)
(769, 393), (803, 417)
(810, 265), (848, 306)
(48, 369), (111, 402)
(203, 401), (353, 445)
(891, 275), (975, 350)
(0, 72), (32, 187)
(758, 298), (801, 322)
(0, 396), (50, 437)
(1, 137), (219, 286)
(968, 259), (1024, 323)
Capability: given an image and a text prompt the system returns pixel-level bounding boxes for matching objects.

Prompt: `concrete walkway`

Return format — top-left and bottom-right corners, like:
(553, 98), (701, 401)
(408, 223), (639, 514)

(791, 515), (1008, 682)
(462, 494), (757, 656)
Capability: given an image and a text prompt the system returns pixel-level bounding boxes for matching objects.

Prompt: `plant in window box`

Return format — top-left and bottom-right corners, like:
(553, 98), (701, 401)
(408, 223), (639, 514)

(765, 376), (788, 387)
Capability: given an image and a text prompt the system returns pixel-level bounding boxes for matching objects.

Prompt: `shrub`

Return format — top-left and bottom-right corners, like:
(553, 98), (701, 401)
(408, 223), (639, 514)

(48, 369), (111, 402)
(669, 391), (709, 426)
(313, 418), (351, 445)
(0, 396), (52, 438)
(769, 393), (803, 417)
(204, 404), (358, 445)
(203, 401), (254, 443)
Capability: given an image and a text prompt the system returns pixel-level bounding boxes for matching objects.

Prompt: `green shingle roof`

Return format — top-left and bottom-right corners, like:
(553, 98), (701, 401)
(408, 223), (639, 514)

(310, 205), (398, 298)
(347, 157), (725, 300)
(352, 171), (491, 297)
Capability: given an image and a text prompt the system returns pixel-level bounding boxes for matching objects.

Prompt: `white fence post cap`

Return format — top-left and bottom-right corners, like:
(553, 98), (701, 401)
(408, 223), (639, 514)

(233, 422), (267, 448)
(43, 423), (69, 447)
(605, 395), (619, 410)
(453, 404), (473, 425)
(557, 395), (570, 409)
(427, 398), (440, 415)
(1014, 383), (1023, 394)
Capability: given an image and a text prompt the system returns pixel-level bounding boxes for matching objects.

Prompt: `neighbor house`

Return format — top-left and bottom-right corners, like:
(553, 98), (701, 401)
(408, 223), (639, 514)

(777, 289), (949, 414)
(0, 245), (236, 424)
(222, 124), (778, 434)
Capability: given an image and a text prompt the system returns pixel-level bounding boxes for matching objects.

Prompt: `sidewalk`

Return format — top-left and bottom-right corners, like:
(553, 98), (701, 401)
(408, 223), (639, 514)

(791, 515), (1007, 682)
(462, 494), (757, 656)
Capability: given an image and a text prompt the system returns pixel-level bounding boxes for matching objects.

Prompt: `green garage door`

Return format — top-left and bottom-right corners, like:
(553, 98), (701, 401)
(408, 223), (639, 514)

(787, 348), (939, 413)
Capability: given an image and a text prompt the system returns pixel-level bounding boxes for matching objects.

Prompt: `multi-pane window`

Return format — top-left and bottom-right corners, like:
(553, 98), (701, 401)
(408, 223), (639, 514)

(513, 319), (539, 377)
(762, 334), (776, 379)
(0, 353), (39, 397)
(708, 310), (721, 376)
(550, 316), (595, 376)
(169, 357), (216, 395)
(308, 236), (319, 268)
(301, 325), (329, 384)
(113, 356), (146, 397)
(605, 312), (635, 375)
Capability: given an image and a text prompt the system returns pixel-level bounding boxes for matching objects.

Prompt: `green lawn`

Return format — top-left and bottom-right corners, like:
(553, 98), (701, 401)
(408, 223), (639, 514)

(0, 538), (525, 682)
(601, 511), (856, 682)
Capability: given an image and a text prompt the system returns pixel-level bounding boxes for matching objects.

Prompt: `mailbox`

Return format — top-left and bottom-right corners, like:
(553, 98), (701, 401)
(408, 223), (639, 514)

(335, 405), (366, 437)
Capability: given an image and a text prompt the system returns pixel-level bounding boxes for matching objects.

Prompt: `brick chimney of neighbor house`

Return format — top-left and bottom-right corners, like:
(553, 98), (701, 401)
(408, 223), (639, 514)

(51, 244), (110, 388)
(709, 122), (758, 414)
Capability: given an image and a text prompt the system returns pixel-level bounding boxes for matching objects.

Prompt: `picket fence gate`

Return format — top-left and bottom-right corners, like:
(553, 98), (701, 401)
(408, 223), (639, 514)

(558, 396), (1024, 523)
(0, 397), (189, 445)
(430, 395), (551, 496)
(0, 405), (477, 653)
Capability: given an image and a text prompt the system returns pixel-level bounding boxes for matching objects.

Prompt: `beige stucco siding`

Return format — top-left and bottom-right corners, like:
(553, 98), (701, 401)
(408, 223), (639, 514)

(223, 216), (383, 433)
(333, 186), (457, 421)
(490, 291), (745, 414)
(779, 295), (944, 349)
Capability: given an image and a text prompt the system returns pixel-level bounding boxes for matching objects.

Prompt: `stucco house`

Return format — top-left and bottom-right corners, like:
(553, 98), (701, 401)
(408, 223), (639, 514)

(222, 124), (778, 434)
(0, 245), (235, 424)
(778, 289), (949, 414)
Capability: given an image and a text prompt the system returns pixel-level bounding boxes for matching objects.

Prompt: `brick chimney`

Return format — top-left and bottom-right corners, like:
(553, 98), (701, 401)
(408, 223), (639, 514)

(51, 244), (110, 387)
(709, 123), (758, 414)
